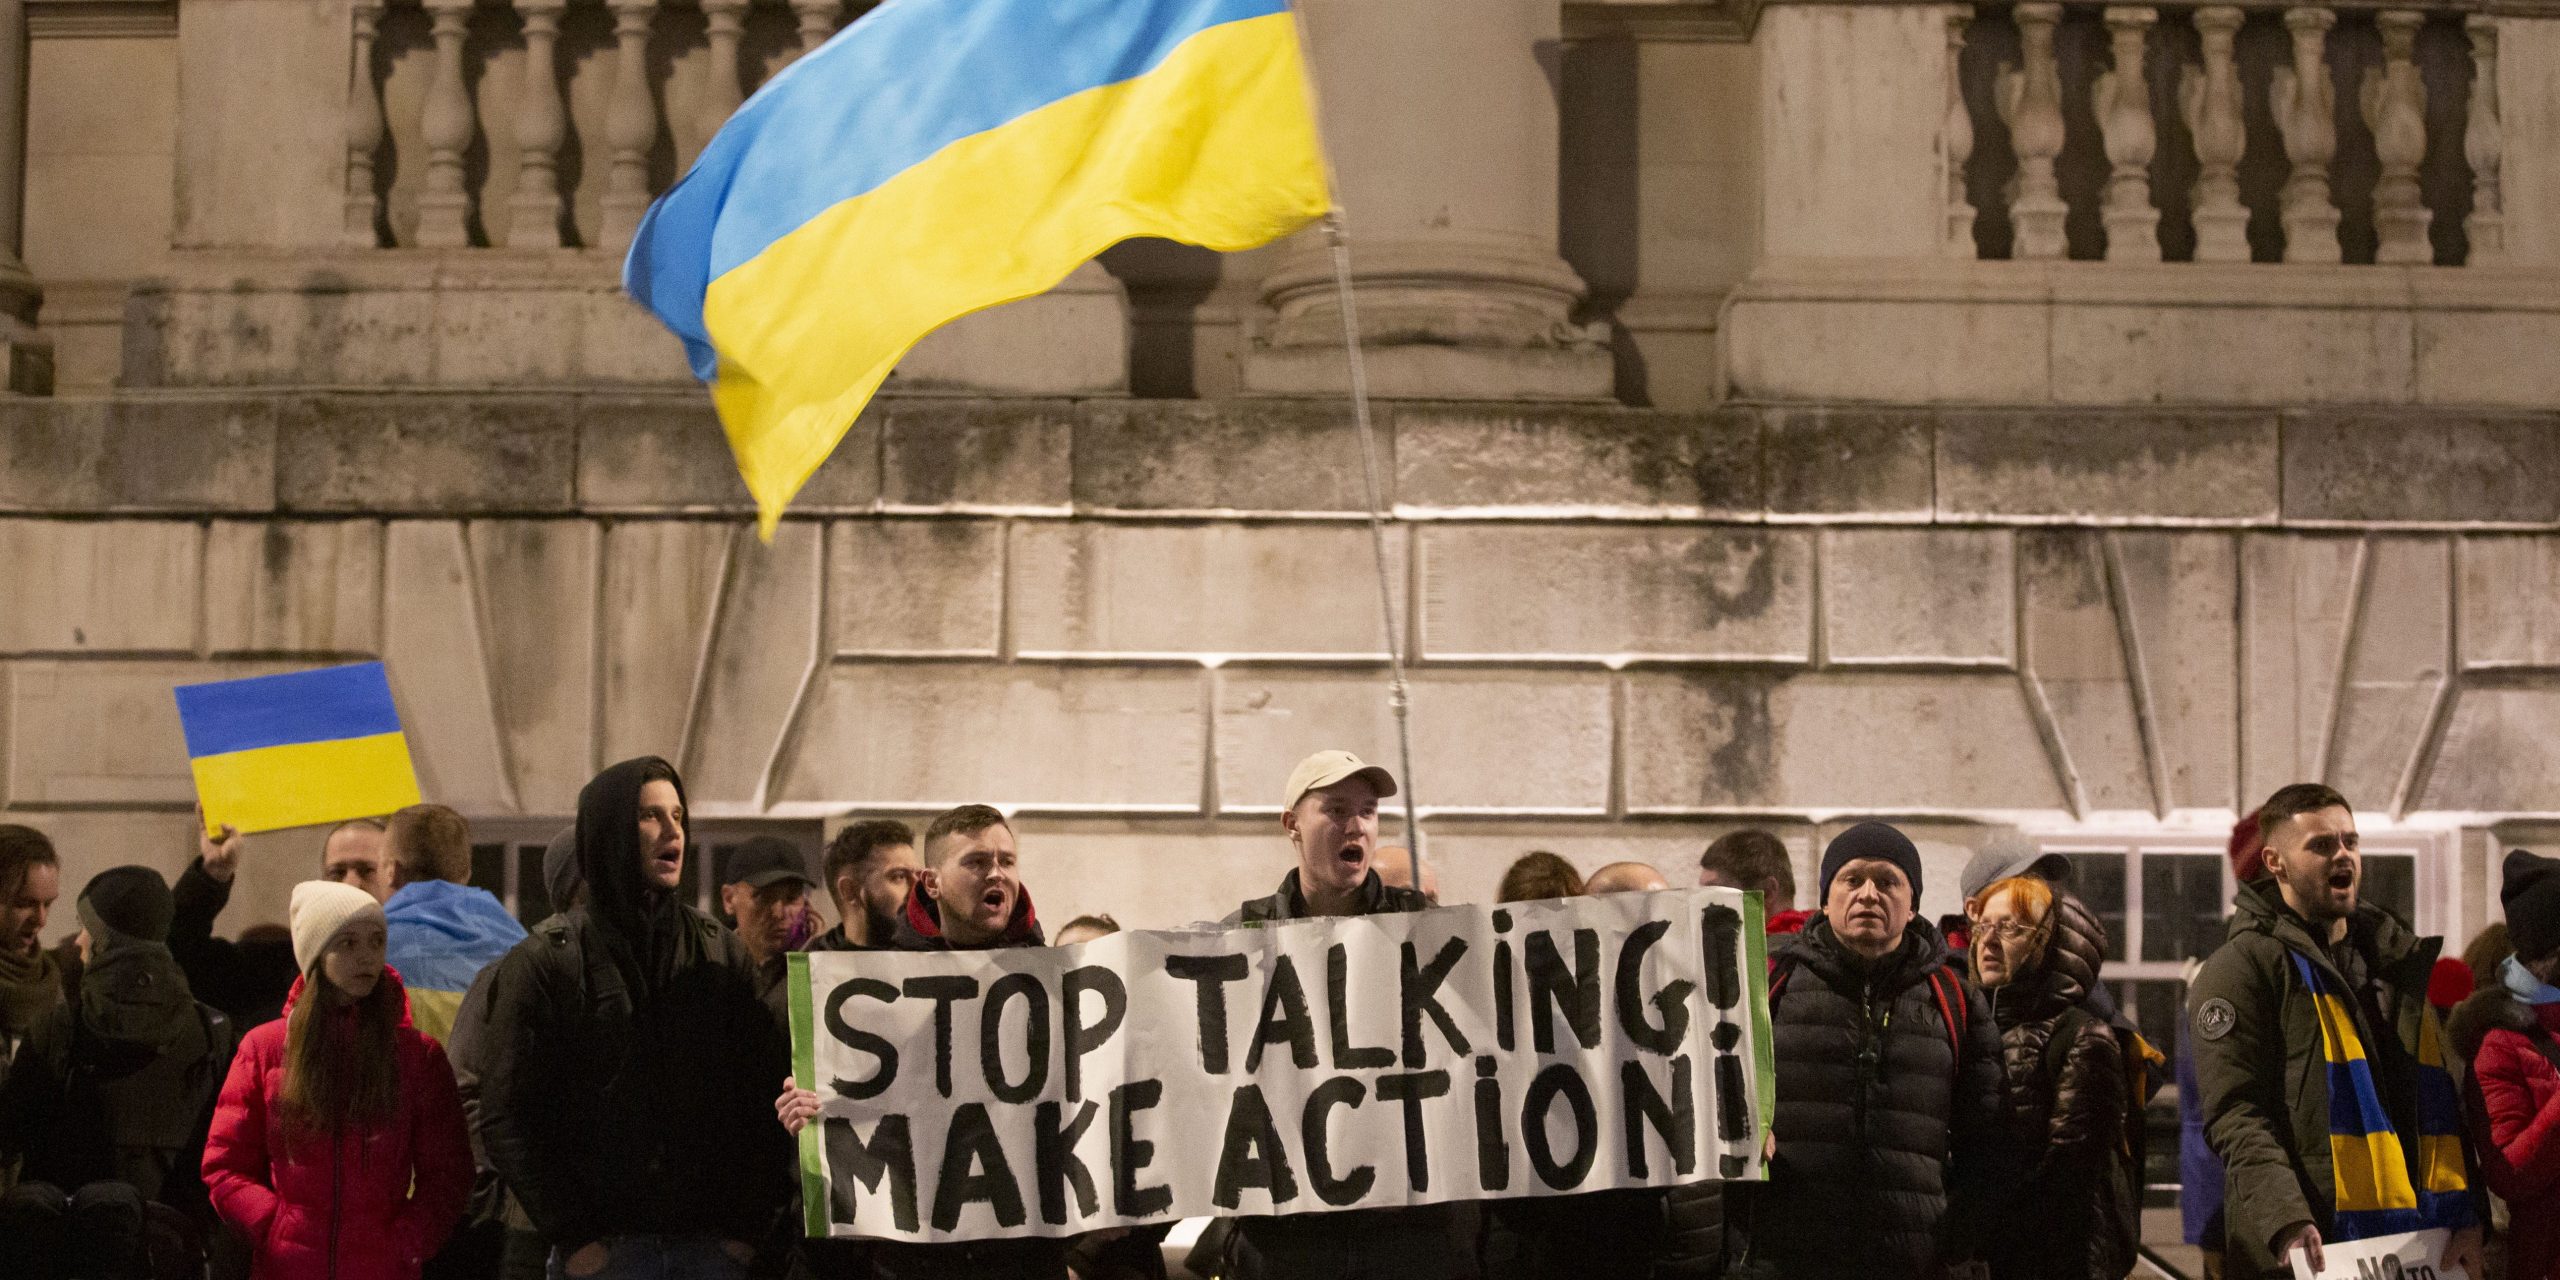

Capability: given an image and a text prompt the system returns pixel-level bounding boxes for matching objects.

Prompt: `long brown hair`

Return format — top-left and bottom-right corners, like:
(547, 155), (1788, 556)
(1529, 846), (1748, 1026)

(279, 961), (402, 1138)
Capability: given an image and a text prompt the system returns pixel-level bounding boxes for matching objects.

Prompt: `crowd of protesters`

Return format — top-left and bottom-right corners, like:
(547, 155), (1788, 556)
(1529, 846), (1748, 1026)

(3, 752), (2557, 1280)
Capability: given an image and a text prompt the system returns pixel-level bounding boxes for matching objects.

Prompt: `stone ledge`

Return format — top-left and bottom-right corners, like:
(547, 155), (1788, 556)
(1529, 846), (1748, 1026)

(1725, 257), (2560, 409)
(0, 391), (2551, 526)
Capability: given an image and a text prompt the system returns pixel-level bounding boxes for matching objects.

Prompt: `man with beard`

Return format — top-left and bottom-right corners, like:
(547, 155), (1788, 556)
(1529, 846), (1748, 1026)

(477, 758), (792, 1280)
(0, 826), (64, 1110)
(807, 819), (918, 953)
(2191, 784), (2482, 1279)
(1220, 750), (1451, 1280)
(776, 804), (1061, 1280)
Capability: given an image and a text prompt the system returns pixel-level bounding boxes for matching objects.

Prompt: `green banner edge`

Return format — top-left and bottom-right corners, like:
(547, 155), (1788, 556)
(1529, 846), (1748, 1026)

(788, 950), (826, 1237)
(1744, 889), (1776, 1177)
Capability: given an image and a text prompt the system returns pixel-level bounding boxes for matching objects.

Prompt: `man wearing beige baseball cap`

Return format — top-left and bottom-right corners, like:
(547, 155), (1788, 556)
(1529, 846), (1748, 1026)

(1230, 749), (1417, 923)
(1218, 750), (1454, 1279)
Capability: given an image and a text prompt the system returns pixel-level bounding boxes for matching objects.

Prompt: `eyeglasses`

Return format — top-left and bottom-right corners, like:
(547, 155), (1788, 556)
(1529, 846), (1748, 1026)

(1972, 919), (2048, 946)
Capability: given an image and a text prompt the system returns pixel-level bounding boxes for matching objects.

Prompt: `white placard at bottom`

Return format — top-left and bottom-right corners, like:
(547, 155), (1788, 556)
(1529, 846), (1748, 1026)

(2287, 1228), (2468, 1280)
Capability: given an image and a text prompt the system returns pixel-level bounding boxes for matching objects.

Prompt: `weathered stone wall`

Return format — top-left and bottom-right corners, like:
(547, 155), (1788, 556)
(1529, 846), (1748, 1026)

(5, 392), (2552, 934)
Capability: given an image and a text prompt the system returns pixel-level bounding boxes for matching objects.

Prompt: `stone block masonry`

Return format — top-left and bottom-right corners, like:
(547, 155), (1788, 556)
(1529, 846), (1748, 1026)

(7, 392), (2560, 933)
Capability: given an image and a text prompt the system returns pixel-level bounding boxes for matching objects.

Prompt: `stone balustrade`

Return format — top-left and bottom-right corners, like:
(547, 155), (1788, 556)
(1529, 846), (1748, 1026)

(341, 0), (869, 253)
(1948, 0), (2503, 264)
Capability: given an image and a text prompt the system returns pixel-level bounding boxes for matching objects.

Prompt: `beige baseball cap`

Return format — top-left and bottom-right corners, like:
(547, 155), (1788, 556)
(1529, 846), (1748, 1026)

(1283, 750), (1397, 810)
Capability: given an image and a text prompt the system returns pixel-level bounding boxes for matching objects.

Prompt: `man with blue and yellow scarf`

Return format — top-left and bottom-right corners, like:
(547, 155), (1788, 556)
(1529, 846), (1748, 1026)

(2191, 784), (2483, 1279)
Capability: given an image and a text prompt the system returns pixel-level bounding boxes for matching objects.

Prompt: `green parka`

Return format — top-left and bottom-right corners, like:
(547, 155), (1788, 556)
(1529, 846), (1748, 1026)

(2186, 879), (2469, 1279)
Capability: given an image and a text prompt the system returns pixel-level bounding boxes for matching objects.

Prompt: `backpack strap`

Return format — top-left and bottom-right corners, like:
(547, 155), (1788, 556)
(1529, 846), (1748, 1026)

(2038, 1004), (2092, 1085)
(1925, 968), (1966, 1060)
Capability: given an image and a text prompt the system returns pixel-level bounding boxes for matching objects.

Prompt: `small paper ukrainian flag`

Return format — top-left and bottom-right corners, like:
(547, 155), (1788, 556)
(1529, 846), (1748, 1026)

(175, 663), (423, 836)
(626, 0), (1333, 536)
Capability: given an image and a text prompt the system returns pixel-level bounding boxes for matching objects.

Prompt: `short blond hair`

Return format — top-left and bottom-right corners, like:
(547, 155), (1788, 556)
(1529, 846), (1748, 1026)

(387, 804), (471, 885)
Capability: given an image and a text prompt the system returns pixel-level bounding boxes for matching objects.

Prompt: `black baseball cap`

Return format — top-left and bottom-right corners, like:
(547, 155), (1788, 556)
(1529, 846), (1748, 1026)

(722, 836), (813, 891)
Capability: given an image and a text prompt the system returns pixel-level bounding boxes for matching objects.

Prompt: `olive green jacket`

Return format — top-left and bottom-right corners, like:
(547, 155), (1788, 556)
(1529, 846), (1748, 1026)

(2187, 879), (2452, 1279)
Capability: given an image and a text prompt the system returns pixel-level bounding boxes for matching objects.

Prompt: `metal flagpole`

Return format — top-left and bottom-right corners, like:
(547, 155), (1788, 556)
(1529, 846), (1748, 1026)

(1278, 0), (1425, 886)
(1318, 207), (1427, 888)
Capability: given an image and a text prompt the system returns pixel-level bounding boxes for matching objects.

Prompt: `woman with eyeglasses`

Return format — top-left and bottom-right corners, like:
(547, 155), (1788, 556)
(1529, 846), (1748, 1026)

(1967, 873), (2137, 1280)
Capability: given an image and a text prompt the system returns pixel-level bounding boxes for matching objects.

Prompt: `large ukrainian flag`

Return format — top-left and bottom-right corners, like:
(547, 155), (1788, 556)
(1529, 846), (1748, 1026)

(626, 0), (1333, 534)
(175, 663), (423, 836)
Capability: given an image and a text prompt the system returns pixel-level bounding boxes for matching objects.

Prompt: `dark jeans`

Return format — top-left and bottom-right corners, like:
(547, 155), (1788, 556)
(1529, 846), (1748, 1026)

(0, 1181), (151, 1280)
(505, 1227), (552, 1280)
(426, 1219), (507, 1280)
(547, 1235), (750, 1280)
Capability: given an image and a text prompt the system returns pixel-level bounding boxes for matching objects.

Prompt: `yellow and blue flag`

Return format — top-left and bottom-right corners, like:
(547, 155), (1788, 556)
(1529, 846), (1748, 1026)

(175, 662), (423, 836)
(625, 0), (1333, 535)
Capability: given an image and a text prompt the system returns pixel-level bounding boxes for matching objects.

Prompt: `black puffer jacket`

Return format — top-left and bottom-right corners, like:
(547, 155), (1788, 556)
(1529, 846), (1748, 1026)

(1652, 1172), (1721, 1280)
(477, 758), (794, 1257)
(1980, 900), (2133, 1280)
(1729, 916), (2007, 1280)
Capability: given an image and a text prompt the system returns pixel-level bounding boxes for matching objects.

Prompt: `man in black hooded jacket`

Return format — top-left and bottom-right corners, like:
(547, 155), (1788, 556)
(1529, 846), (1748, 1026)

(478, 757), (793, 1280)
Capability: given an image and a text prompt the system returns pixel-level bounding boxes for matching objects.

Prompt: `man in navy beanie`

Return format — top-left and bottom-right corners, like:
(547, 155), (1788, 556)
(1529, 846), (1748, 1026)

(1727, 821), (2008, 1280)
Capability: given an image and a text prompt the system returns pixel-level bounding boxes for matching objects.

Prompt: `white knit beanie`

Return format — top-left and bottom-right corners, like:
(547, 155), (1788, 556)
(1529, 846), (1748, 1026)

(289, 880), (385, 974)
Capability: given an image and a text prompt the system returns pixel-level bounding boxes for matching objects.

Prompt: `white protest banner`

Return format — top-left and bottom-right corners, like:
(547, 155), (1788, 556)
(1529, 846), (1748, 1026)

(785, 887), (1774, 1242)
(2288, 1230), (2469, 1280)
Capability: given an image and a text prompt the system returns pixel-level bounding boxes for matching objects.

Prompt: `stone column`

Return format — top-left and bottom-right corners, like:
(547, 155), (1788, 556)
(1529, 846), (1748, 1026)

(0, 0), (48, 394)
(1243, 0), (1610, 400)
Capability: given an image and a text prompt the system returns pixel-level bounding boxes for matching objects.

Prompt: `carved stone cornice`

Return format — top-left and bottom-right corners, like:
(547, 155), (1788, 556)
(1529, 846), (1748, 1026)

(1564, 0), (1761, 43)
(1566, 0), (2560, 45)
(28, 0), (176, 39)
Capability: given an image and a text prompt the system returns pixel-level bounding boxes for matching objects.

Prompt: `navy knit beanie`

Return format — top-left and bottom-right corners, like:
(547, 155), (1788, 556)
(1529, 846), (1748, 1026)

(1819, 821), (1924, 906)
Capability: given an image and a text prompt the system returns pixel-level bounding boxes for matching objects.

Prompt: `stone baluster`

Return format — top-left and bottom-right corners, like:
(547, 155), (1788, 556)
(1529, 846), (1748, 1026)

(414, 0), (478, 248)
(1998, 3), (2068, 259)
(598, 0), (662, 252)
(791, 0), (842, 56)
(2466, 15), (2504, 264)
(2362, 10), (2431, 263)
(0, 0), (45, 389)
(2179, 6), (2250, 262)
(2270, 6), (2340, 263)
(506, 0), (569, 248)
(2095, 7), (2159, 261)
(698, 0), (748, 158)
(1944, 8), (1974, 257)
(344, 0), (386, 247)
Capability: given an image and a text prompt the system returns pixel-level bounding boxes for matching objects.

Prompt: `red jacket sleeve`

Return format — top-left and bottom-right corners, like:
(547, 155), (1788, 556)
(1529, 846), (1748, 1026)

(201, 1029), (283, 1244)
(2473, 1027), (2560, 1203)
(394, 1033), (476, 1267)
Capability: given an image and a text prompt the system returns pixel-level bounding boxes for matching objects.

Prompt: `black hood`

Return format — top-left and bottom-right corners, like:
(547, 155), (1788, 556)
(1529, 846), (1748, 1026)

(1993, 888), (2107, 1026)
(2228, 875), (2433, 979)
(576, 756), (692, 995)
(77, 943), (197, 1053)
(891, 881), (1045, 951)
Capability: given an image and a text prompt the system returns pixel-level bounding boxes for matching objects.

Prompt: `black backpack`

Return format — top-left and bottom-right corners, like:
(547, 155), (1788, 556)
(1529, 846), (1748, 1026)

(2038, 1005), (2144, 1280)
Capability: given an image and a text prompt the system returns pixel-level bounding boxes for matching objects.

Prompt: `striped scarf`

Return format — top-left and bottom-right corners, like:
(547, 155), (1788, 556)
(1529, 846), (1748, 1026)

(2290, 952), (2472, 1238)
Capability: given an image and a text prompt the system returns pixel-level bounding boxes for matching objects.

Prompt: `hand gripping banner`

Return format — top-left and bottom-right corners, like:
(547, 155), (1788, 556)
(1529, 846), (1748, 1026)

(785, 887), (1776, 1241)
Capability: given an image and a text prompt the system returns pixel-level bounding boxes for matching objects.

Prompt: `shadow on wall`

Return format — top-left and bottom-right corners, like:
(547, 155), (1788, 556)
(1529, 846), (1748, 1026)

(1559, 36), (1643, 406)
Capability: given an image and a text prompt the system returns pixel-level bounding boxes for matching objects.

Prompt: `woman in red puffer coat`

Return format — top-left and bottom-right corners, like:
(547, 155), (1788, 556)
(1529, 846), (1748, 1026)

(2455, 851), (2560, 1280)
(203, 880), (472, 1280)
